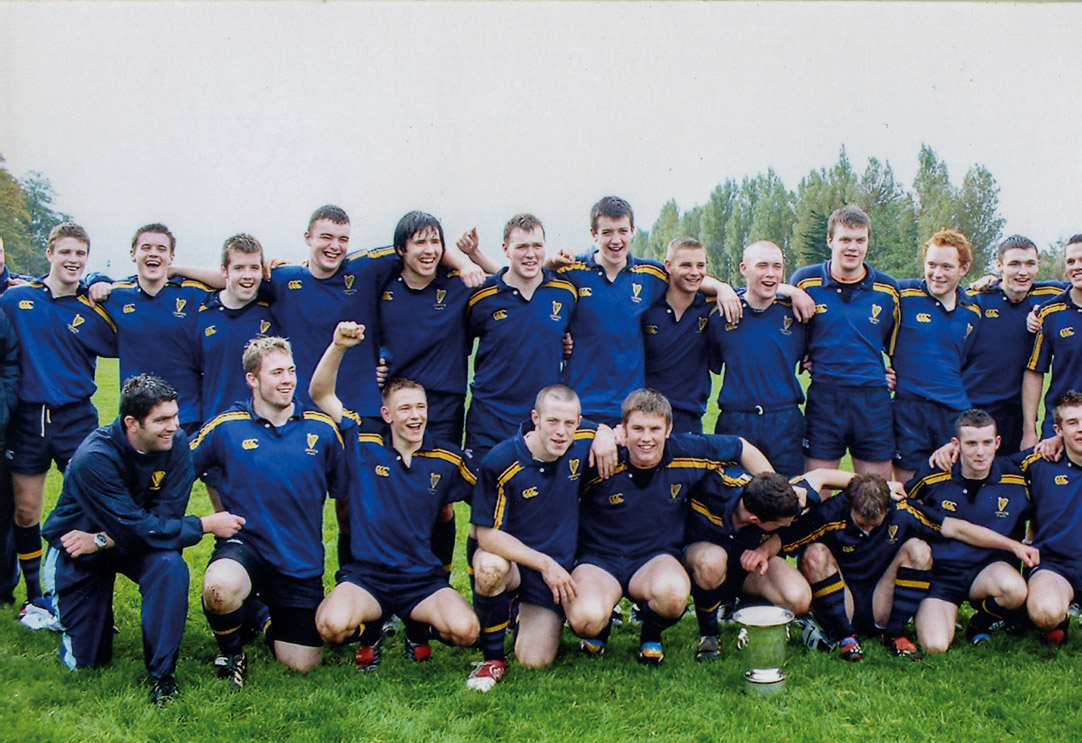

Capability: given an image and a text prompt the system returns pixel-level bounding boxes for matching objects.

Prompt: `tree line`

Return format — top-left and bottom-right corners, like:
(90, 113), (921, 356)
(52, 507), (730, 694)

(0, 154), (71, 276)
(633, 145), (1066, 282)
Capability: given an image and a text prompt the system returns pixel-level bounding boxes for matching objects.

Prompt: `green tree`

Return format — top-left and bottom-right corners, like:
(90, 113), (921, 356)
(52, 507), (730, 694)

(644, 199), (681, 261)
(792, 147), (861, 267)
(955, 165), (1004, 272)
(19, 171), (71, 275)
(913, 144), (957, 242)
(0, 155), (34, 273)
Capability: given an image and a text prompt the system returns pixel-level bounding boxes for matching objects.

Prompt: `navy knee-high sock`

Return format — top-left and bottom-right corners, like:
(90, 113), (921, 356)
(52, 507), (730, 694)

(886, 567), (931, 636)
(810, 572), (854, 641)
(14, 524), (42, 602)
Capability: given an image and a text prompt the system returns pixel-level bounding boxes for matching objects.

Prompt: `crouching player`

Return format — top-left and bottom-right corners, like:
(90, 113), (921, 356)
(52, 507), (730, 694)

(311, 322), (479, 670)
(468, 384), (616, 691)
(191, 337), (348, 687)
(749, 473), (1037, 661)
(564, 389), (773, 665)
(911, 409), (1033, 652)
(41, 376), (245, 704)
(685, 469), (862, 662)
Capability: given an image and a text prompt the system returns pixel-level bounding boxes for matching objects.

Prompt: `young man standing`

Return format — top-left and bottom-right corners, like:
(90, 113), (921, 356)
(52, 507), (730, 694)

(891, 229), (981, 483)
(792, 205), (899, 480)
(0, 223), (117, 628)
(192, 337), (347, 685)
(40, 376), (244, 704)
(910, 409), (1032, 652)
(641, 237), (714, 433)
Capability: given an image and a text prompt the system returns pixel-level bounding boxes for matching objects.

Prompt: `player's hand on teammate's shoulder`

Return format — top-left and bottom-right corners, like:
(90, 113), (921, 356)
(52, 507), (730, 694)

(375, 356), (389, 388)
(562, 333), (573, 360)
(885, 366), (897, 392)
(590, 424), (618, 479)
(715, 283), (743, 324)
(456, 227), (480, 257)
(546, 249), (574, 270)
(333, 321), (365, 349)
(786, 285), (816, 322)
(1026, 307), (1041, 334)
(88, 281), (113, 305)
(968, 274), (999, 292)
(887, 480), (907, 502)
(1035, 434), (1064, 462)
(928, 440), (959, 472)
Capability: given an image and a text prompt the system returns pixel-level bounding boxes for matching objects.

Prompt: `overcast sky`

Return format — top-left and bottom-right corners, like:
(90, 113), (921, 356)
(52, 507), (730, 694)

(2, 1), (1079, 275)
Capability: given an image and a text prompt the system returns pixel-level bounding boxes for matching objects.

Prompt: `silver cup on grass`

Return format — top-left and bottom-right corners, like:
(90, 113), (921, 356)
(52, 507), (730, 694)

(733, 605), (794, 696)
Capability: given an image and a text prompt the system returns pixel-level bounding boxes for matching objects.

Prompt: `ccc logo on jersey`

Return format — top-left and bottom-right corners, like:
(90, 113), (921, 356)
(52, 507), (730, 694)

(123, 304), (136, 314)
(941, 500), (957, 512)
(916, 313), (932, 323)
(608, 493), (624, 505)
(814, 304), (828, 315)
(17, 300), (33, 310)
(382, 291), (394, 301)
(242, 439), (259, 450)
(1055, 475), (1069, 485)
(375, 465), (390, 477)
(1060, 327), (1075, 339)
(288, 280), (303, 290)
(644, 324), (658, 335)
(492, 310), (508, 321)
(985, 309), (999, 318)
(150, 471), (166, 491)
(522, 486), (539, 499)
(205, 326), (217, 337)
(579, 287), (593, 298)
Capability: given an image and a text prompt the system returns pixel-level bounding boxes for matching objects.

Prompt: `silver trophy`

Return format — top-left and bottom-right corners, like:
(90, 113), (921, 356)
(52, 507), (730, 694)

(733, 605), (795, 696)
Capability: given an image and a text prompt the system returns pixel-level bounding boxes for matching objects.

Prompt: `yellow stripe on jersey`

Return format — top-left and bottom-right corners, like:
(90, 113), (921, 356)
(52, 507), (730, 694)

(189, 411), (252, 449)
(1020, 452), (1042, 472)
(900, 288), (927, 299)
(796, 277), (823, 290)
(541, 278), (578, 299)
(630, 264), (669, 283)
(112, 280), (138, 289)
(1000, 473), (1027, 488)
(358, 433), (385, 445)
(962, 303), (982, 318)
(302, 411), (344, 446)
(897, 501), (940, 530)
(493, 461), (524, 529)
(688, 498), (726, 526)
(417, 448), (477, 485)
(669, 457), (731, 471)
(1031, 286), (1062, 296)
(721, 472), (752, 487)
(907, 471), (951, 499)
(180, 279), (212, 290)
(557, 261), (591, 273)
(467, 286), (500, 311)
(783, 520), (847, 551)
(574, 429), (596, 441)
(76, 296), (117, 332)
(873, 282), (900, 302)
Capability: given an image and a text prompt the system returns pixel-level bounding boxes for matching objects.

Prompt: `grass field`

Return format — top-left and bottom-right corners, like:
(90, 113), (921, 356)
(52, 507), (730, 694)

(1, 359), (1078, 743)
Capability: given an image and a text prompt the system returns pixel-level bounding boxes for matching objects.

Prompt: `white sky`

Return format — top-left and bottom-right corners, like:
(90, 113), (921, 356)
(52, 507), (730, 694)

(2, 1), (1079, 275)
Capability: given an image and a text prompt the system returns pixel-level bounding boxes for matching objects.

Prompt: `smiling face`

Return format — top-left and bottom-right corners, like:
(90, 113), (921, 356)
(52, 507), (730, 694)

(504, 226), (546, 282)
(1055, 403), (1082, 461)
(955, 423), (999, 479)
(247, 349), (296, 412)
(382, 385), (428, 448)
(222, 250), (262, 305)
(624, 410), (671, 469)
(665, 246), (706, 295)
(591, 215), (634, 271)
(46, 236), (90, 288)
(740, 242), (784, 305)
(923, 243), (970, 300)
(131, 230), (173, 285)
(125, 399), (180, 453)
(305, 218), (350, 277)
(828, 223), (869, 278)
(530, 397), (581, 461)
(400, 226), (443, 286)
(997, 246), (1038, 298)
(1066, 242), (1082, 291)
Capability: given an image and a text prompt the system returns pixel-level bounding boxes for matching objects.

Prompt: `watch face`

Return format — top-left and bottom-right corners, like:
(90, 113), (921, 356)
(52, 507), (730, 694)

(94, 533), (107, 548)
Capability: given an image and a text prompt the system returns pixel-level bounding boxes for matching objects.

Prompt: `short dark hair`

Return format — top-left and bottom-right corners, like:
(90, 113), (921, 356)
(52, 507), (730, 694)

(954, 408), (996, 438)
(1053, 390), (1082, 427)
(590, 196), (634, 232)
(221, 233), (263, 267)
(827, 205), (870, 239)
(845, 474), (891, 521)
(47, 222), (90, 251)
(997, 234), (1037, 262)
(120, 375), (178, 423)
(393, 211), (445, 256)
(503, 213), (546, 243)
(741, 473), (802, 522)
(621, 388), (672, 426)
(382, 377), (426, 406)
(307, 205), (350, 233)
(1065, 234), (1082, 249)
(131, 223), (176, 253)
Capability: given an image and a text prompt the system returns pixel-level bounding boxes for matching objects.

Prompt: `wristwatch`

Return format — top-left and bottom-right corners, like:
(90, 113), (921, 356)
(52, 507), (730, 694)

(93, 533), (108, 550)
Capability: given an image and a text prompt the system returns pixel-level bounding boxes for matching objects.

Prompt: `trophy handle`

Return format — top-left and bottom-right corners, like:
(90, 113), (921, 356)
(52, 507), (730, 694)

(736, 628), (748, 650)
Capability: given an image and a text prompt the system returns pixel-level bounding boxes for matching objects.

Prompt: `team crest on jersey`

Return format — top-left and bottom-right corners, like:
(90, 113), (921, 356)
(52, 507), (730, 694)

(631, 283), (643, 303)
(551, 301), (563, 321)
(123, 304), (136, 314)
(434, 289), (447, 309)
(382, 291), (394, 301)
(996, 497), (1010, 518)
(814, 304), (828, 315)
(150, 471), (166, 490)
(670, 484), (683, 503)
(522, 486), (539, 499)
(430, 473), (442, 490)
(288, 280), (303, 290)
(68, 314), (85, 333)
(569, 459), (580, 480)
(174, 298), (187, 318)
(985, 309), (999, 319)
(259, 320), (271, 334)
(375, 465), (390, 477)
(887, 525), (899, 543)
(941, 500), (957, 512)
(916, 313), (932, 323)
(1055, 475), (1069, 485)
(344, 275), (355, 293)
(966, 323), (974, 338)
(242, 439), (259, 450)
(579, 287), (593, 298)
(493, 309), (508, 321)
(644, 325), (658, 335)
(698, 317), (708, 333)
(781, 316), (793, 335)
(205, 326), (217, 337)
(17, 300), (33, 310)
(1060, 327), (1075, 338)
(870, 304), (882, 324)
(725, 322), (739, 332)
(608, 493), (624, 505)
(305, 433), (320, 454)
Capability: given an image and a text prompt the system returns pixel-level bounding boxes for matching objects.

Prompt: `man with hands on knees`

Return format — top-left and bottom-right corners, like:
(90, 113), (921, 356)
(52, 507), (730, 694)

(40, 375), (245, 705)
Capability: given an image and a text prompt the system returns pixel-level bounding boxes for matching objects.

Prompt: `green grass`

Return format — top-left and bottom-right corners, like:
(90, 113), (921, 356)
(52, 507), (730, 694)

(1, 360), (1076, 742)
